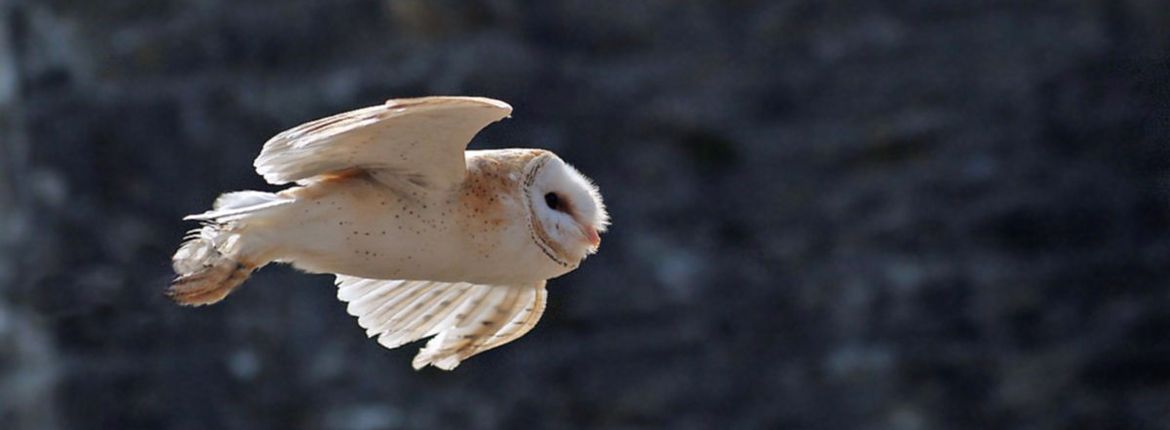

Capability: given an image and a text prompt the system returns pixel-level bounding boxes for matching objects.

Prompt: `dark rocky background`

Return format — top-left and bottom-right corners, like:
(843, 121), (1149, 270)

(2, 1), (1169, 429)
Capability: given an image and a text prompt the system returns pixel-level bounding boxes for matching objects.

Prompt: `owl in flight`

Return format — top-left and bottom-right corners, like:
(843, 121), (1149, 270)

(168, 97), (608, 370)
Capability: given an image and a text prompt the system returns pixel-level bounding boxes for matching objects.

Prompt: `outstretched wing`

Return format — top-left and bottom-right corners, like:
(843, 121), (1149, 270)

(254, 96), (512, 190)
(336, 276), (548, 370)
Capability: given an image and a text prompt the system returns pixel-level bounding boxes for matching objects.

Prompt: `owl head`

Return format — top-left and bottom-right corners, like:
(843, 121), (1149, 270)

(524, 153), (609, 266)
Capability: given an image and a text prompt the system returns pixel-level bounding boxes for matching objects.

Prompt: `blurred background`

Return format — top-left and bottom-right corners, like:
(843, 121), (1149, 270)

(1, 0), (1169, 429)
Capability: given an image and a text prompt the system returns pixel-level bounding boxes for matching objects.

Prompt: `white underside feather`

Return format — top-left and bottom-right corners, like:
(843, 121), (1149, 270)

(335, 275), (547, 370)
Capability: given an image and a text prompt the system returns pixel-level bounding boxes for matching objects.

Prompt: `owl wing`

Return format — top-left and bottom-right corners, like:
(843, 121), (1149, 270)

(254, 96), (512, 189)
(336, 275), (548, 370)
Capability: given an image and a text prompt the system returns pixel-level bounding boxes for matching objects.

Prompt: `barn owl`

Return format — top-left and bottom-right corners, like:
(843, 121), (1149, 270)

(168, 97), (608, 370)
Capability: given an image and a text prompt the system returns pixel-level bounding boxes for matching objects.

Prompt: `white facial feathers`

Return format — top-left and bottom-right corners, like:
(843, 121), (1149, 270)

(526, 154), (609, 260)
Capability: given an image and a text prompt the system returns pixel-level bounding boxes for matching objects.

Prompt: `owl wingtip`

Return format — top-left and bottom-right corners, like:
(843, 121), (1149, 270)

(383, 96), (511, 112)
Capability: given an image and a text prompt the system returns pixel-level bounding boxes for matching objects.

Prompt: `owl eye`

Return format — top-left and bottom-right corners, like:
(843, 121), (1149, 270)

(544, 192), (563, 212)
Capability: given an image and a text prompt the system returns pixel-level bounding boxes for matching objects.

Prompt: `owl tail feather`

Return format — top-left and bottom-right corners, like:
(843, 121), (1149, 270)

(167, 225), (257, 306)
(168, 191), (290, 306)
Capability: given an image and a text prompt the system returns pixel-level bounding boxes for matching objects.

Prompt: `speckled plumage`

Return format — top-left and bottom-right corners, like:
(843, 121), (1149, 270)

(168, 97), (608, 370)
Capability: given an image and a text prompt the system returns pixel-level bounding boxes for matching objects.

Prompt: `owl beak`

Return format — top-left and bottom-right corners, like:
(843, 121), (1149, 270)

(581, 225), (601, 248)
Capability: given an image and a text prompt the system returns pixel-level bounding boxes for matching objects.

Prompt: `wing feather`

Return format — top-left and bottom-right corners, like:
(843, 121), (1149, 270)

(358, 281), (434, 334)
(336, 276), (548, 370)
(254, 96), (512, 189)
(479, 286), (547, 351)
(412, 282), (547, 370)
(377, 283), (474, 349)
(375, 283), (453, 343)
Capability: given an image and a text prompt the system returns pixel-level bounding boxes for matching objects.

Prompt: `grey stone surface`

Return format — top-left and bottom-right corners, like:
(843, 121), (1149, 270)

(1, 1), (1169, 429)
